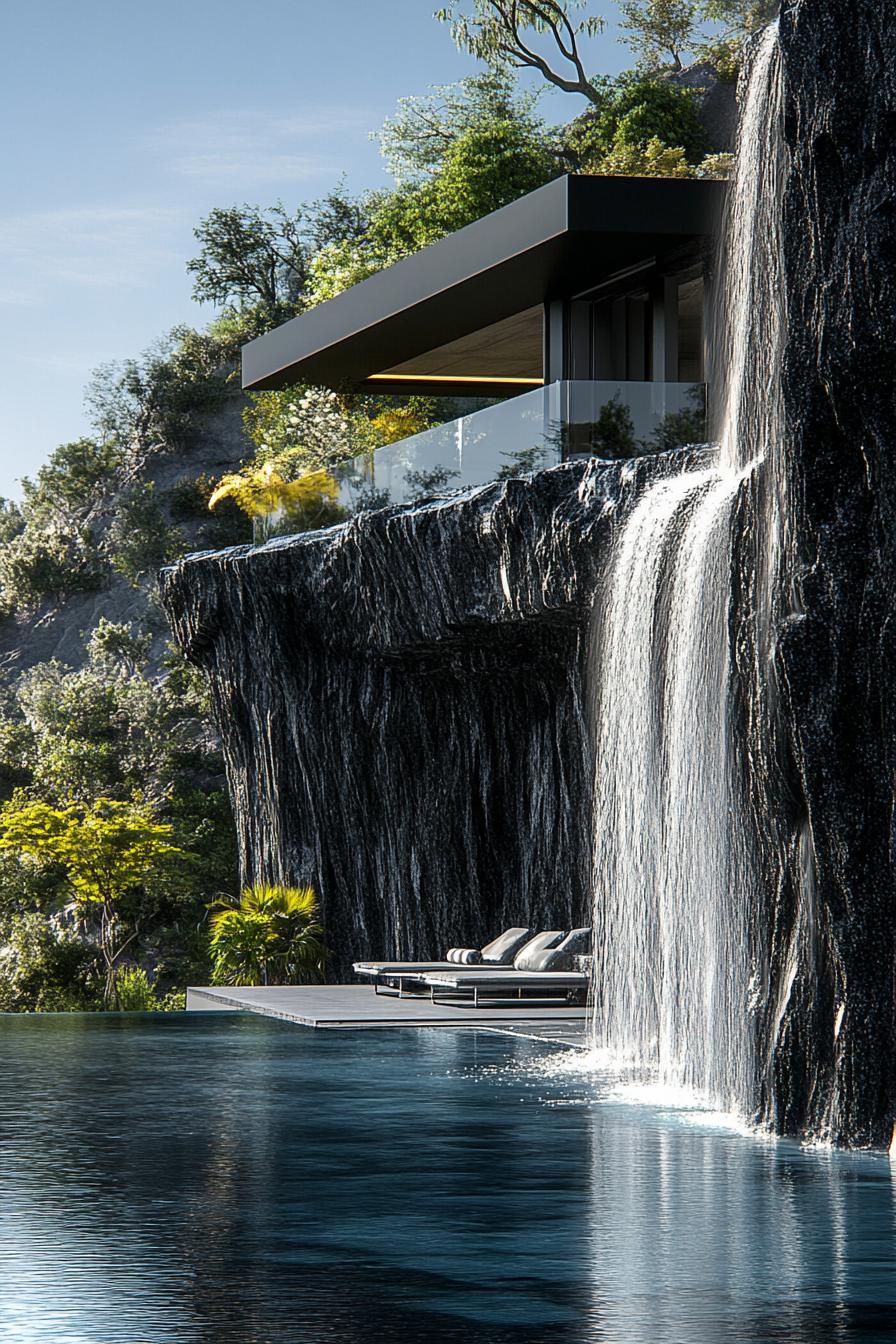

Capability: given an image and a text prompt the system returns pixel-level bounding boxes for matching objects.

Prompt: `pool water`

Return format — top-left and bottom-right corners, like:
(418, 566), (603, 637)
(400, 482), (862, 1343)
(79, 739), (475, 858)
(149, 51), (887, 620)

(1, 1014), (895, 1343)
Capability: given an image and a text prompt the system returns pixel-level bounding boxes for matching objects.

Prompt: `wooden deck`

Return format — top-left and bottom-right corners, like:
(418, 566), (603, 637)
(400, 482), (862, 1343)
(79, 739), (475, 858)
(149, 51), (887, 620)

(186, 983), (589, 1045)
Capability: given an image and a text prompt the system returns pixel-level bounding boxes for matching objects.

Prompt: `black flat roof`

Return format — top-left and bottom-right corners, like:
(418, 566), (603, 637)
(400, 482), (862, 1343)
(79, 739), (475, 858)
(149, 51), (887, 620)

(241, 173), (724, 394)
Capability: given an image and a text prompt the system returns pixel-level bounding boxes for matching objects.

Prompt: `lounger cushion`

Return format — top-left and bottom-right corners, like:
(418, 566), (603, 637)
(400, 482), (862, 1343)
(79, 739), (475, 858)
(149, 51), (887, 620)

(480, 926), (533, 965)
(513, 931), (565, 970)
(446, 947), (483, 964)
(527, 927), (593, 972)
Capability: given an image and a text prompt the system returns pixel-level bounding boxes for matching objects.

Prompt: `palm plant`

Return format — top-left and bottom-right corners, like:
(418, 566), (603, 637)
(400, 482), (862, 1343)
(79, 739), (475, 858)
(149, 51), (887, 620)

(209, 884), (324, 987)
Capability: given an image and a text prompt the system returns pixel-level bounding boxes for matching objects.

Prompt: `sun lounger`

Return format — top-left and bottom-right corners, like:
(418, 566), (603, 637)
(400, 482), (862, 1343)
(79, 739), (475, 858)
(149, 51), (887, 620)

(352, 926), (534, 996)
(422, 927), (593, 1006)
(423, 969), (589, 1008)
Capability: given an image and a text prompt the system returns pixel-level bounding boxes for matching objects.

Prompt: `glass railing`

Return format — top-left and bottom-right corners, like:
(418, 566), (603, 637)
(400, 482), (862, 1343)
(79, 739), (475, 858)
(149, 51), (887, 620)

(335, 380), (706, 511)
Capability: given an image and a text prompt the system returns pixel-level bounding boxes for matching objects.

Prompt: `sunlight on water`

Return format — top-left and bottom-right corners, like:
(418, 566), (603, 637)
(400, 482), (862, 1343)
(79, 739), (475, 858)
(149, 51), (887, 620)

(2, 1016), (895, 1344)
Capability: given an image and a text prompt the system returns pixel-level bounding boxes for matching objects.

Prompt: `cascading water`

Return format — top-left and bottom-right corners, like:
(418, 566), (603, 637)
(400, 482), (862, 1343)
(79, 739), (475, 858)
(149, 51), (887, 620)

(590, 24), (785, 1117)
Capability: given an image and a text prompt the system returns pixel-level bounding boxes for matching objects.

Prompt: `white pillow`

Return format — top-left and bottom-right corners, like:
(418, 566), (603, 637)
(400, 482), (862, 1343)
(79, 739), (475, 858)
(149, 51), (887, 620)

(514, 931), (565, 971)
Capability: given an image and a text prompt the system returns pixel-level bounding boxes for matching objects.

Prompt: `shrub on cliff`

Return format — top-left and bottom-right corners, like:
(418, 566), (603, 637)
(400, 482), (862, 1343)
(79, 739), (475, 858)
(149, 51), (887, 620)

(0, 524), (106, 616)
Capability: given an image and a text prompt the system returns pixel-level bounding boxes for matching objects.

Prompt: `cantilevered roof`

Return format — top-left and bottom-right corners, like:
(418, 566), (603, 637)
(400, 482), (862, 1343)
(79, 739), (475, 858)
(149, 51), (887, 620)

(242, 173), (724, 396)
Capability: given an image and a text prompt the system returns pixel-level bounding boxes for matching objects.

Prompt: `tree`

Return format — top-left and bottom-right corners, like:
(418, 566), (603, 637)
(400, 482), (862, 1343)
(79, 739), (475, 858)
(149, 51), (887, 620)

(0, 795), (184, 1006)
(105, 482), (184, 588)
(11, 635), (216, 807)
(559, 71), (706, 170)
(187, 188), (368, 321)
(86, 335), (227, 456)
(377, 70), (544, 182)
(0, 911), (97, 1012)
(85, 618), (153, 678)
(0, 525), (105, 616)
(618, 0), (699, 70)
(436, 1), (605, 104)
(19, 439), (123, 528)
(0, 498), (24, 547)
(406, 115), (558, 237)
(702, 0), (778, 36)
(187, 203), (307, 318)
(698, 0), (778, 69)
(209, 884), (323, 986)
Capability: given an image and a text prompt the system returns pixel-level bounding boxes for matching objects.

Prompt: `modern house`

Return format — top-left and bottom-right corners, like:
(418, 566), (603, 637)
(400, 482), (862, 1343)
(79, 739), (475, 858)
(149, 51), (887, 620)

(242, 173), (724, 509)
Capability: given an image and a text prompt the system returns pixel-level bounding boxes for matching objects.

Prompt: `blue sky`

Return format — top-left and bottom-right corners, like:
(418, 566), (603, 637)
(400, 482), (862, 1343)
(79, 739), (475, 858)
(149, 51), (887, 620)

(0, 0), (633, 498)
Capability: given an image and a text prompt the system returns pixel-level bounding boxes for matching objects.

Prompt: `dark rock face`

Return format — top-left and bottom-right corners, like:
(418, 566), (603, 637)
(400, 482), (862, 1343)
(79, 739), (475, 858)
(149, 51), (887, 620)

(749, 1), (896, 1147)
(161, 5), (896, 1150)
(161, 452), (699, 980)
(670, 61), (738, 153)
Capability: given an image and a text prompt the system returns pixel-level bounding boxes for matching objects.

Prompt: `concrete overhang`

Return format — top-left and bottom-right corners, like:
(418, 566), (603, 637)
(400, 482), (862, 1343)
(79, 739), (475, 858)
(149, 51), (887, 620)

(241, 173), (725, 397)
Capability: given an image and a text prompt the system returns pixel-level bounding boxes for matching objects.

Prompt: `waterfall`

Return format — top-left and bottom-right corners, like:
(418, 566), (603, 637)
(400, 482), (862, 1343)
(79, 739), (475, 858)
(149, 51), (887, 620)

(590, 25), (784, 1116)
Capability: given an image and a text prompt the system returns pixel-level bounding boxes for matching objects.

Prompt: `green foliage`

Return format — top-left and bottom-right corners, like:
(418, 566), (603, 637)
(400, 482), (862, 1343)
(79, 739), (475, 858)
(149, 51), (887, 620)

(187, 188), (368, 324)
(436, 2), (605, 103)
(158, 989), (186, 1011)
(10, 635), (215, 807)
(696, 151), (734, 178)
(209, 884), (323, 987)
(106, 482), (185, 587)
(107, 967), (184, 1012)
(244, 387), (370, 473)
(0, 911), (99, 1012)
(0, 499), (25, 546)
(20, 439), (123, 527)
(86, 332), (228, 456)
(377, 117), (558, 250)
(0, 524), (105, 616)
(600, 135), (693, 176)
(377, 70), (549, 185)
(187, 202), (307, 318)
(560, 71), (707, 170)
(618, 0), (700, 70)
(114, 965), (159, 1010)
(0, 439), (124, 615)
(0, 794), (184, 1006)
(86, 618), (153, 676)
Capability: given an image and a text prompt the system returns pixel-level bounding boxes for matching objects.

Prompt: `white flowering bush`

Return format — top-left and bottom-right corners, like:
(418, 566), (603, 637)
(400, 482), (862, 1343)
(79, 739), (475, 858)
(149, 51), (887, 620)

(304, 240), (399, 307)
(245, 387), (373, 480)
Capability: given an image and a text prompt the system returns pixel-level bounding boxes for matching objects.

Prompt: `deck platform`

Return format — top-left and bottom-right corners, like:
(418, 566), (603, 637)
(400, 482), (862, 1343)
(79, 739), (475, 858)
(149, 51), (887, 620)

(186, 983), (588, 1045)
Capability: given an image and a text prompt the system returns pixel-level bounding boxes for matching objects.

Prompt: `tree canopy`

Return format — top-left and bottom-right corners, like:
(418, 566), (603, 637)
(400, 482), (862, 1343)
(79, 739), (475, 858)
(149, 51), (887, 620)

(0, 795), (183, 1005)
(435, 1), (605, 103)
(618, 0), (699, 70)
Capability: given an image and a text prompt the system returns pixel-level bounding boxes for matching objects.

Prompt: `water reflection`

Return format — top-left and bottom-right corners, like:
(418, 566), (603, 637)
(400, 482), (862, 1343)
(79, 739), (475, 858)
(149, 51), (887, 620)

(0, 1016), (895, 1343)
(569, 1067), (896, 1343)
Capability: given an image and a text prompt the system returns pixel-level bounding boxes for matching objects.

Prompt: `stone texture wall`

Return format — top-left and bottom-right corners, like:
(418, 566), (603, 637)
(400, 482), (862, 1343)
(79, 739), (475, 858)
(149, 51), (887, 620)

(755, 0), (896, 1147)
(161, 452), (694, 980)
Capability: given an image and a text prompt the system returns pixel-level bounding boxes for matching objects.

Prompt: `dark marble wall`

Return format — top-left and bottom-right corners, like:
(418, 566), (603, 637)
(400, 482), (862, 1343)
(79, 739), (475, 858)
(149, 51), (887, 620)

(749, 0), (896, 1147)
(161, 453), (694, 981)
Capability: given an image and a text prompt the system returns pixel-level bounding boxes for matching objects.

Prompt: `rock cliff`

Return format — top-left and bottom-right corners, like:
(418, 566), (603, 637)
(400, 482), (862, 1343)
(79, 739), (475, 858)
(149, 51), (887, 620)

(161, 450), (702, 980)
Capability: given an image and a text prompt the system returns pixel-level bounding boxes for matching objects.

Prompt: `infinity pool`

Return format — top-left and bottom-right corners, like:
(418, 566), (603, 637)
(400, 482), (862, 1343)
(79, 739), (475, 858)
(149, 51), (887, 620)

(0, 1014), (894, 1343)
